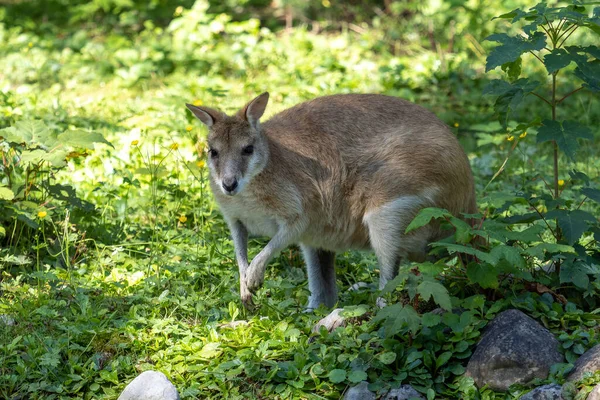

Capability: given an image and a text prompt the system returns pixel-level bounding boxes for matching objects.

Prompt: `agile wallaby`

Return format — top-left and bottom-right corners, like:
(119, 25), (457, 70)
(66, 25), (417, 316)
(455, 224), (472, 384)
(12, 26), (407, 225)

(186, 93), (476, 310)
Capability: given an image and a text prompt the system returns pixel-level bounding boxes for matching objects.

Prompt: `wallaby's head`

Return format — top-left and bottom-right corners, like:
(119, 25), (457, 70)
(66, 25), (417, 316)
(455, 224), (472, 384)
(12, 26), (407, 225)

(186, 93), (270, 196)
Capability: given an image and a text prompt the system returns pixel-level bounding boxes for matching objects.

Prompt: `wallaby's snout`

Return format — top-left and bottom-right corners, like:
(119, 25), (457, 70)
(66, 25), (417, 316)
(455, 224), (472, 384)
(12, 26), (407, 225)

(221, 176), (239, 195)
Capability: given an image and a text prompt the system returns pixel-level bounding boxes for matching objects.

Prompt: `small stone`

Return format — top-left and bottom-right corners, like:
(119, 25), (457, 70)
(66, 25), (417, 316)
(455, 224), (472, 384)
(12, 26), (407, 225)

(466, 309), (564, 391)
(0, 314), (15, 326)
(312, 308), (346, 333)
(519, 384), (563, 400)
(343, 381), (376, 400)
(118, 370), (180, 400)
(383, 385), (425, 399)
(587, 384), (600, 400)
(566, 344), (600, 382)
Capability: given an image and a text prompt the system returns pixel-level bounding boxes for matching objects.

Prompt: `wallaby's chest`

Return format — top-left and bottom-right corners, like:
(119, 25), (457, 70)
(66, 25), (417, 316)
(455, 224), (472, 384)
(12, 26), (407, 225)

(217, 194), (279, 238)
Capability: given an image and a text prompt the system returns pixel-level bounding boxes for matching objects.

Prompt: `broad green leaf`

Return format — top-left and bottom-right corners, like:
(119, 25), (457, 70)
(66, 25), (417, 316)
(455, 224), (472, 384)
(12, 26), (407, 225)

(490, 245), (525, 268)
(546, 209), (596, 244)
(405, 207), (451, 234)
(328, 369), (346, 383)
(1, 120), (58, 148)
(0, 187), (15, 201)
(536, 120), (592, 160)
(544, 49), (576, 74)
(377, 352), (397, 364)
(421, 312), (441, 327)
(57, 129), (114, 149)
(450, 217), (472, 244)
(341, 304), (369, 318)
(20, 149), (68, 167)
(0, 226), (5, 238)
(560, 260), (590, 289)
(198, 342), (222, 359)
(581, 187), (600, 203)
(573, 59), (600, 92)
(483, 79), (541, 128)
(466, 264), (498, 289)
(501, 57), (522, 81)
(373, 304), (420, 336)
(431, 243), (498, 265)
(436, 351), (453, 369)
(525, 243), (576, 259)
(347, 370), (367, 383)
(417, 280), (452, 311)
(485, 32), (546, 72)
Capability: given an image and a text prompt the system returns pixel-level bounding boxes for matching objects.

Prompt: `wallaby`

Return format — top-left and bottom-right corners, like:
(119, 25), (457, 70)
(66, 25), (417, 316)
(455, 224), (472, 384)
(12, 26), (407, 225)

(186, 93), (476, 310)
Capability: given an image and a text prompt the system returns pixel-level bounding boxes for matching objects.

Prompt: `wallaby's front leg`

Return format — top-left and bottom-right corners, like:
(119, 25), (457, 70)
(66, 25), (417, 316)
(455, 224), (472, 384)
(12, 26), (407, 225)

(244, 222), (304, 293)
(229, 220), (252, 304)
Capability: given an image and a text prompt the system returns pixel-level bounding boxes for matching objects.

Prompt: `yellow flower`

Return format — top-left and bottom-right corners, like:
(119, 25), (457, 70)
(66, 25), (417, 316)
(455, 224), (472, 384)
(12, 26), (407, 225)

(519, 131), (528, 139)
(131, 140), (139, 146)
(196, 160), (205, 168)
(453, 122), (459, 128)
(558, 179), (565, 187)
(170, 143), (179, 150)
(507, 135), (515, 142)
(28, 42), (33, 48)
(192, 99), (203, 106)
(171, 255), (182, 262)
(179, 215), (187, 223)
(322, 0), (331, 7)
(185, 125), (193, 132)
(37, 211), (47, 218)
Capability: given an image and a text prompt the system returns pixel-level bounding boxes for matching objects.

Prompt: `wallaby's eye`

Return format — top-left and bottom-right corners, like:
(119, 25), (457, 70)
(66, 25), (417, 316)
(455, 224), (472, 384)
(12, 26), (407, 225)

(242, 145), (254, 156)
(209, 148), (219, 158)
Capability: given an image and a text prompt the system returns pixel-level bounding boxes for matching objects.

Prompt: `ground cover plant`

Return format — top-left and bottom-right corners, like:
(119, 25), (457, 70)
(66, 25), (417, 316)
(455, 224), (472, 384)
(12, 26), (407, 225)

(0, 0), (599, 399)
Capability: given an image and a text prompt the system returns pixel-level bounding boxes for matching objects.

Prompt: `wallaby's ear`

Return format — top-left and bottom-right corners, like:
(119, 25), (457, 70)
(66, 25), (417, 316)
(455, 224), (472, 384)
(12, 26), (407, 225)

(186, 104), (221, 128)
(238, 92), (269, 130)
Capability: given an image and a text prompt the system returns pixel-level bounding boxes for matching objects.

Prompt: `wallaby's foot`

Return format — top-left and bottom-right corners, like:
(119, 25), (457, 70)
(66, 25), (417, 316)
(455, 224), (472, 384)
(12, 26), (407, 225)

(240, 283), (255, 309)
(245, 261), (265, 291)
(311, 308), (346, 334)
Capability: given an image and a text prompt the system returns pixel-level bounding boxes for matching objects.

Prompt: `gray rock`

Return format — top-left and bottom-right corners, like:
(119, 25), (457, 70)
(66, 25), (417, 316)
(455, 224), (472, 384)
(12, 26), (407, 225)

(588, 384), (600, 400)
(343, 381), (376, 400)
(118, 370), (180, 400)
(519, 384), (563, 400)
(466, 309), (564, 391)
(383, 385), (425, 399)
(567, 344), (600, 382)
(0, 314), (15, 326)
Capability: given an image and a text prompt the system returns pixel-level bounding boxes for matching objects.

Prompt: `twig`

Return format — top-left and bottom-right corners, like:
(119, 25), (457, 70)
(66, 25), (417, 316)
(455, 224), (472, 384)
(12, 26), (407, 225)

(531, 92), (552, 106)
(557, 86), (584, 104)
(558, 25), (578, 48)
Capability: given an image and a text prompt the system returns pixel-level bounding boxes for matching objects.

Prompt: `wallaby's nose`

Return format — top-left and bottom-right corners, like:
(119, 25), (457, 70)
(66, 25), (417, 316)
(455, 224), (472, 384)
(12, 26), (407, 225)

(222, 179), (238, 193)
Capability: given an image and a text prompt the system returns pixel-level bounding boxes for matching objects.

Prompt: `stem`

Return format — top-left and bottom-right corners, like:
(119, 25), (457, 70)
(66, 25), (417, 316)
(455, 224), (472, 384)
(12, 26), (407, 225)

(531, 92), (552, 106)
(557, 86), (584, 104)
(551, 73), (558, 200)
(529, 50), (544, 64)
(558, 25), (578, 48)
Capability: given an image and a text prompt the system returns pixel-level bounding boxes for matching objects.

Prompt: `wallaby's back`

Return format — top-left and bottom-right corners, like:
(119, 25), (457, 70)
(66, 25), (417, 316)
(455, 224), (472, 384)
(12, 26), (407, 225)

(254, 94), (476, 251)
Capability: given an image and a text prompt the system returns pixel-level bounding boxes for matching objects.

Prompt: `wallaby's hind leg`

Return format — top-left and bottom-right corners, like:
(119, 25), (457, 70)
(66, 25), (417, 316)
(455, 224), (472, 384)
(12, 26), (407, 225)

(364, 197), (430, 292)
(301, 245), (337, 309)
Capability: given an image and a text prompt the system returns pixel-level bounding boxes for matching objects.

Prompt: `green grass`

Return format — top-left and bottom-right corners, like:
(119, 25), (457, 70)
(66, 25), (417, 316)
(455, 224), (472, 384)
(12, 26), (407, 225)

(1, 1), (599, 399)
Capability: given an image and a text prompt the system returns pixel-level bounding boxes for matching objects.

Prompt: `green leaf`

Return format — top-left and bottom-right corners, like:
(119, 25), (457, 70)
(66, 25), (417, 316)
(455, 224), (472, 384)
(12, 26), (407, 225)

(373, 304), (421, 336)
(525, 243), (576, 259)
(536, 120), (592, 160)
(431, 243), (498, 265)
(57, 129), (114, 149)
(490, 245), (525, 268)
(560, 260), (590, 289)
(421, 312), (442, 327)
(0, 226), (5, 238)
(20, 149), (68, 167)
(546, 209), (596, 244)
(573, 59), (600, 92)
(328, 369), (346, 383)
(341, 304), (369, 318)
(436, 351), (452, 369)
(405, 207), (451, 234)
(0, 187), (15, 201)
(198, 342), (222, 359)
(485, 32), (546, 72)
(544, 48), (576, 74)
(466, 263), (498, 289)
(378, 352), (397, 365)
(501, 56), (522, 80)
(581, 187), (600, 203)
(483, 79), (541, 128)
(0, 120), (58, 148)
(450, 217), (472, 244)
(417, 280), (452, 311)
(347, 370), (367, 383)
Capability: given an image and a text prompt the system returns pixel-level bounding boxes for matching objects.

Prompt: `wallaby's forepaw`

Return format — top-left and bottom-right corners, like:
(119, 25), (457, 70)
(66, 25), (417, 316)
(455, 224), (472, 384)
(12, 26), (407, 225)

(311, 308), (346, 334)
(244, 266), (265, 292)
(240, 283), (255, 309)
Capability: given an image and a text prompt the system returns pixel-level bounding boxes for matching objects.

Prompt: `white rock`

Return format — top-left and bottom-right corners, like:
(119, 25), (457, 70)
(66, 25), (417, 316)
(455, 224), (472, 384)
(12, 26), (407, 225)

(118, 370), (180, 400)
(344, 381), (376, 400)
